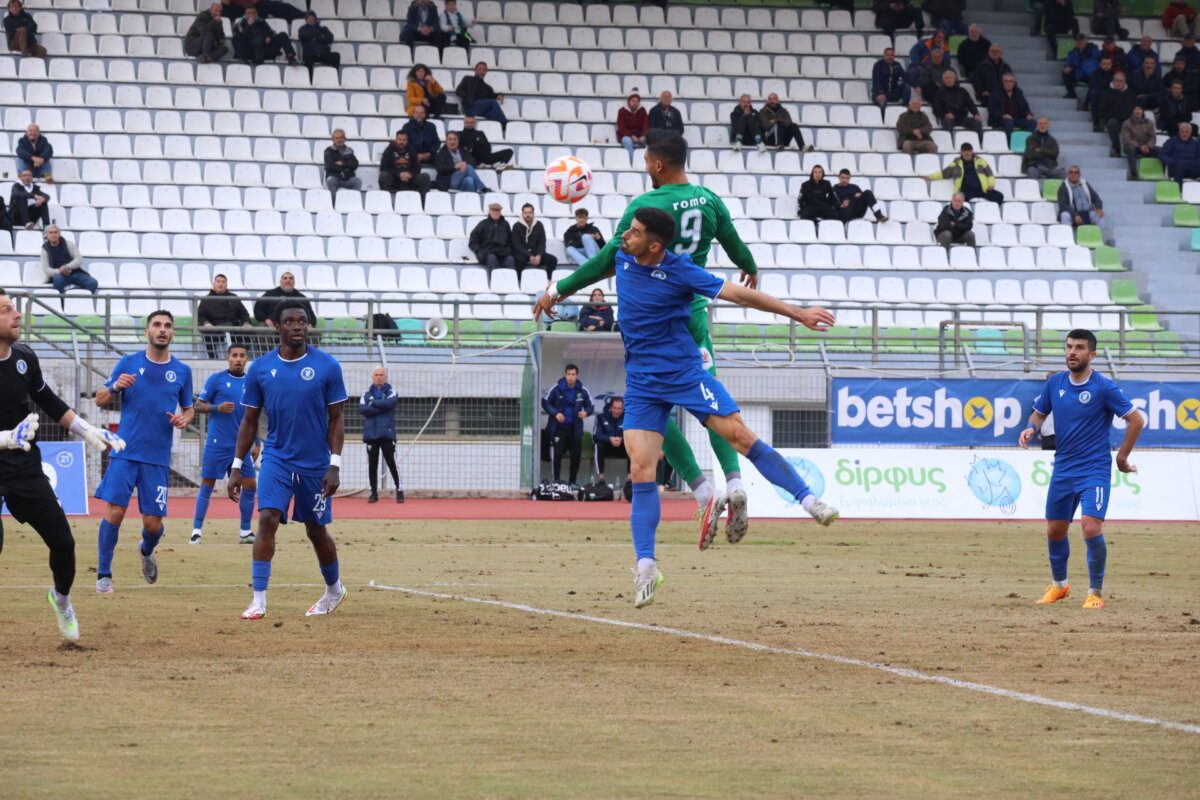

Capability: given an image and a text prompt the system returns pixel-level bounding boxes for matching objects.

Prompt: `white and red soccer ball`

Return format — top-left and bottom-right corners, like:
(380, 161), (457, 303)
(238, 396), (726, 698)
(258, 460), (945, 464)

(543, 155), (593, 204)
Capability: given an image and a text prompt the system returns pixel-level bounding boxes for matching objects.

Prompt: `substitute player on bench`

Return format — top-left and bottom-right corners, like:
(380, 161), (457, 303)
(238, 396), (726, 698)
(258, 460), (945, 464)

(1019, 329), (1144, 609)
(229, 300), (348, 620)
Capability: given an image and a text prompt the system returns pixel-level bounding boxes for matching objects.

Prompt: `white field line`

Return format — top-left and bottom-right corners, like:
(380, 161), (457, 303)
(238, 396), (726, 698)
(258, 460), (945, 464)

(0, 582), (492, 590)
(368, 581), (1200, 736)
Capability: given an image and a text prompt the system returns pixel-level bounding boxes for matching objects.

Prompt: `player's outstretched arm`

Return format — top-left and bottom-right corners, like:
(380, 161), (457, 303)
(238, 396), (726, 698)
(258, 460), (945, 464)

(58, 409), (126, 453)
(715, 282), (835, 331)
(1018, 410), (1047, 449)
(534, 225), (625, 320)
(227, 406), (261, 501)
(1115, 409), (1145, 473)
(323, 401), (345, 497)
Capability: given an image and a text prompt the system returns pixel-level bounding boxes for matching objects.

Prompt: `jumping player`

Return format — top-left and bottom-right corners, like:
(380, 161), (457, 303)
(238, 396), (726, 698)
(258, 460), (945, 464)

(228, 300), (348, 620)
(535, 132), (759, 547)
(612, 208), (839, 608)
(94, 310), (194, 593)
(1019, 329), (1144, 609)
(191, 343), (257, 546)
(0, 289), (124, 641)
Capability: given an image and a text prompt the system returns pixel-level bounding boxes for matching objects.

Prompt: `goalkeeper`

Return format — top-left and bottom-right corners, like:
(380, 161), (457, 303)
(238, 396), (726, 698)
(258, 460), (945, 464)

(535, 132), (759, 547)
(0, 289), (125, 643)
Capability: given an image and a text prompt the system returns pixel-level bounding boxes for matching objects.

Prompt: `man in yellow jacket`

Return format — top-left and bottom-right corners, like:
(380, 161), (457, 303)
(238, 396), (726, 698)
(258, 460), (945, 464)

(924, 143), (1005, 203)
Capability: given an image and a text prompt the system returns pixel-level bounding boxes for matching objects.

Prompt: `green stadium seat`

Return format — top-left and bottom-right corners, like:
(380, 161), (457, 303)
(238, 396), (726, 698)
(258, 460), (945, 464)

(1041, 178), (1063, 202)
(549, 321), (575, 333)
(1129, 305), (1165, 331)
(1108, 279), (1142, 305)
(947, 34), (965, 55)
(1075, 225), (1103, 248)
(1009, 130), (1031, 154)
(518, 320), (537, 335)
(1173, 204), (1200, 227)
(1093, 245), (1124, 271)
(710, 323), (735, 350)
(763, 323), (793, 350)
(1003, 327), (1029, 356)
(794, 325), (823, 353)
(1126, 330), (1153, 355)
(76, 314), (104, 337)
(455, 318), (486, 345)
(1137, 158), (1165, 181)
(883, 326), (916, 354)
(732, 323), (765, 351)
(913, 326), (942, 354)
(1038, 329), (1065, 357)
(973, 328), (1006, 355)
(1096, 329), (1120, 354)
(1153, 331), (1187, 357)
(330, 317), (362, 343)
(395, 318), (425, 344)
(1155, 181), (1183, 203)
(825, 325), (863, 353)
(487, 319), (517, 344)
(39, 316), (71, 343)
(1056, 38), (1075, 59)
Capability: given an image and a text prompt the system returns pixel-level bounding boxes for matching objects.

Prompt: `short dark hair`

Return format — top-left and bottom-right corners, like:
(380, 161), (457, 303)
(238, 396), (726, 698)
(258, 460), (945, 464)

(645, 131), (687, 168)
(213, 272), (227, 282)
(273, 299), (310, 325)
(838, 168), (851, 176)
(146, 310), (174, 326)
(227, 343), (248, 355)
(521, 202), (534, 211)
(633, 206), (676, 244)
(575, 208), (589, 216)
(564, 363), (579, 374)
(1066, 328), (1097, 352)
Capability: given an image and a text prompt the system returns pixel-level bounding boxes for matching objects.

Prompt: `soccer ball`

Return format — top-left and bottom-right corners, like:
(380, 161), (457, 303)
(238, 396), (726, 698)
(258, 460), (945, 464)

(543, 156), (593, 204)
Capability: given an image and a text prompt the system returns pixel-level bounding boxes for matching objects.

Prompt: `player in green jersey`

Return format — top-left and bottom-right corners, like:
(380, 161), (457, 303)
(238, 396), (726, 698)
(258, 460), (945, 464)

(535, 133), (760, 548)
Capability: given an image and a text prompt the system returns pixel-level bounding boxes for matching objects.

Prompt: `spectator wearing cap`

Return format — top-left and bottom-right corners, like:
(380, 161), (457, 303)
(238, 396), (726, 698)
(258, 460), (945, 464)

(564, 208), (606, 265)
(1022, 117), (1066, 180)
(1062, 34), (1100, 101)
(298, 11), (340, 71)
(1162, 0), (1199, 38)
(617, 92), (650, 161)
(455, 62), (507, 125)
(1120, 106), (1160, 179)
(1099, 36), (1128, 73)
(469, 203), (516, 275)
(1044, 0), (1080, 58)
(1092, 0), (1129, 40)
(872, 47), (911, 112)
(988, 73), (1037, 135)
(1057, 166), (1105, 227)
(896, 97), (938, 154)
(931, 71), (983, 134)
(925, 143), (1004, 204)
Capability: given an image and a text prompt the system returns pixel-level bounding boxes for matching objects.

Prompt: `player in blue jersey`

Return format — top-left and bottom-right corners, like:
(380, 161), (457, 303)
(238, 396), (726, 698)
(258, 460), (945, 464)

(190, 343), (258, 546)
(228, 300), (348, 620)
(94, 310), (194, 594)
(613, 208), (839, 607)
(1019, 329), (1144, 610)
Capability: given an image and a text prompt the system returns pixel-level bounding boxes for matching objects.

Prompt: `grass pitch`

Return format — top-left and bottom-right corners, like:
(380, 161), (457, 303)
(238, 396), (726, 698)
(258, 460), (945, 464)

(1, 516), (1197, 799)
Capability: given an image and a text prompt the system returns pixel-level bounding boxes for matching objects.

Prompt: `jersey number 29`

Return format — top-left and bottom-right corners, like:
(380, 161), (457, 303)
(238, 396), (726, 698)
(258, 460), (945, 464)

(673, 209), (703, 255)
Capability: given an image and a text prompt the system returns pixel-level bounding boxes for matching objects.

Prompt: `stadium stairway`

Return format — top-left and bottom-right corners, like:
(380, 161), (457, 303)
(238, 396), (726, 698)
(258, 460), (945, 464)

(983, 2), (1200, 335)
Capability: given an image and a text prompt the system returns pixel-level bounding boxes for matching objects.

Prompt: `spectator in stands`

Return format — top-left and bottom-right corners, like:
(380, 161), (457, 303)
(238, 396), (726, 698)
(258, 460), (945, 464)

(323, 129), (361, 197)
(379, 131), (431, 197)
(989, 73), (1037, 135)
(0, 196), (11, 236)
(564, 208), (605, 265)
(649, 91), (684, 134)
(455, 62), (506, 126)
(16, 124), (51, 180)
(253, 271), (316, 327)
(873, 47), (911, 112)
(1160, 120), (1200, 183)
(542, 364), (593, 489)
(1099, 36), (1128, 73)
(1086, 55), (1118, 126)
(1162, 0), (1198, 37)
(935, 192), (975, 248)
(4, 0), (44, 58)
(232, 7), (298, 66)
(401, 0), (441, 47)
(908, 29), (948, 74)
(1091, 0), (1128, 39)
(1098, 72), (1138, 156)
(833, 169), (887, 222)
(298, 11), (340, 72)
(469, 203), (516, 275)
(434, 131), (488, 193)
(916, 48), (953, 105)
(873, 0), (924, 40)
(401, 106), (441, 166)
(223, 0), (305, 22)
(592, 396), (625, 485)
(1062, 34), (1099, 100)
(761, 93), (810, 151)
(439, 0), (475, 52)
(578, 289), (614, 332)
(896, 96), (937, 154)
(932, 71), (983, 134)
(407, 63), (451, 118)
(1129, 56), (1164, 110)
(360, 367), (402, 504)
(926, 143), (1004, 203)
(460, 115), (512, 170)
(1022, 117), (1066, 179)
(1044, 0), (1080, 58)
(1178, 33), (1200, 70)
(1158, 81), (1194, 134)
(41, 226), (96, 297)
(1162, 56), (1198, 106)
(197, 273), (252, 358)
(921, 0), (967, 35)
(971, 44), (1013, 108)
(511, 203), (558, 279)
(957, 24), (991, 77)
(1128, 35), (1158, 73)
(730, 94), (765, 152)
(798, 166), (841, 223)
(184, 3), (228, 65)
(10, 169), (49, 230)
(1121, 106), (1161, 179)
(617, 92), (649, 160)
(1057, 166), (1105, 228)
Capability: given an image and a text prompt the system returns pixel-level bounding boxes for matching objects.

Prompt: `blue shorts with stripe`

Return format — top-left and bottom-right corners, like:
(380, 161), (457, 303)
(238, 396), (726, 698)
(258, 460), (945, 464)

(200, 443), (257, 481)
(1046, 473), (1112, 521)
(623, 367), (740, 435)
(95, 458), (170, 517)
(256, 457), (332, 525)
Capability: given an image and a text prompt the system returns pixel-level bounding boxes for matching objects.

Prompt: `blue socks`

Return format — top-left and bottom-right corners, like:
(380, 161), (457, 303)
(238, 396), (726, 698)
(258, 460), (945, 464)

(746, 439), (813, 504)
(252, 560), (272, 591)
(192, 484), (213, 530)
(1048, 536), (1070, 582)
(630, 481), (660, 561)
(140, 526), (163, 557)
(239, 488), (256, 531)
(1085, 535), (1106, 592)
(319, 559), (340, 587)
(97, 519), (119, 577)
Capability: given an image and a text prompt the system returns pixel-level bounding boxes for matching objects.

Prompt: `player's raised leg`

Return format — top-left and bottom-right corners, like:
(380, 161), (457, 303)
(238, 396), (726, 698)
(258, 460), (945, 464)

(624, 426), (666, 608)
(660, 418), (724, 549)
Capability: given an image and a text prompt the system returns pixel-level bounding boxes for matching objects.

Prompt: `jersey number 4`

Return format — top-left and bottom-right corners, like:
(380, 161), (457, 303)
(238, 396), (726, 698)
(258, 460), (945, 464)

(674, 209), (703, 255)
(700, 381), (718, 410)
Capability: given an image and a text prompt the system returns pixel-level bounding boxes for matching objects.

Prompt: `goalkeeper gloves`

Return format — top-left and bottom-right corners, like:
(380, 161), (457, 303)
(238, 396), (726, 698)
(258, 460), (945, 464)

(0, 413), (39, 451)
(69, 416), (126, 453)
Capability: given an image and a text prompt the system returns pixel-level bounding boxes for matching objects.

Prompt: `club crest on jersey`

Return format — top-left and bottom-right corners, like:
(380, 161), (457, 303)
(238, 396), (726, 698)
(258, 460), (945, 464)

(15, 359), (26, 374)
(301, 367), (316, 381)
(166, 370), (177, 383)
(1079, 390), (1092, 404)
(651, 269), (667, 281)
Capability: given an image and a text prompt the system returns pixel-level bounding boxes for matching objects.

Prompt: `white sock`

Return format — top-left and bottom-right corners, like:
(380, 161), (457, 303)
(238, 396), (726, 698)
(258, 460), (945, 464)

(192, 528), (202, 536)
(240, 529), (252, 537)
(1052, 579), (1067, 588)
(691, 480), (714, 509)
(725, 477), (745, 495)
(637, 557), (657, 575)
(327, 581), (344, 597)
(53, 590), (70, 609)
(253, 589), (267, 608)
(800, 495), (817, 512)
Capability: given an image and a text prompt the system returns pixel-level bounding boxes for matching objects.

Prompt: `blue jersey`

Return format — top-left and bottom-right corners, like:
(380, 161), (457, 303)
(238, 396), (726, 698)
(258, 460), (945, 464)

(613, 249), (725, 374)
(104, 351), (193, 467)
(1033, 370), (1134, 478)
(242, 346), (348, 475)
(198, 370), (247, 447)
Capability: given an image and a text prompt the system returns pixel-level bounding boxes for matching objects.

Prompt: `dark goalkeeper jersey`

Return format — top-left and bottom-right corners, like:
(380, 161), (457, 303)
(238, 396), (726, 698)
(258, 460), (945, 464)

(0, 342), (70, 475)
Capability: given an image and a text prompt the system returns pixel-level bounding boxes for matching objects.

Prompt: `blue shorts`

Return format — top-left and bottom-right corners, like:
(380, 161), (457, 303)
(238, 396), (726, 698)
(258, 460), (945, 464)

(257, 457), (332, 525)
(95, 458), (170, 517)
(623, 367), (740, 435)
(1046, 473), (1112, 521)
(200, 443), (257, 481)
